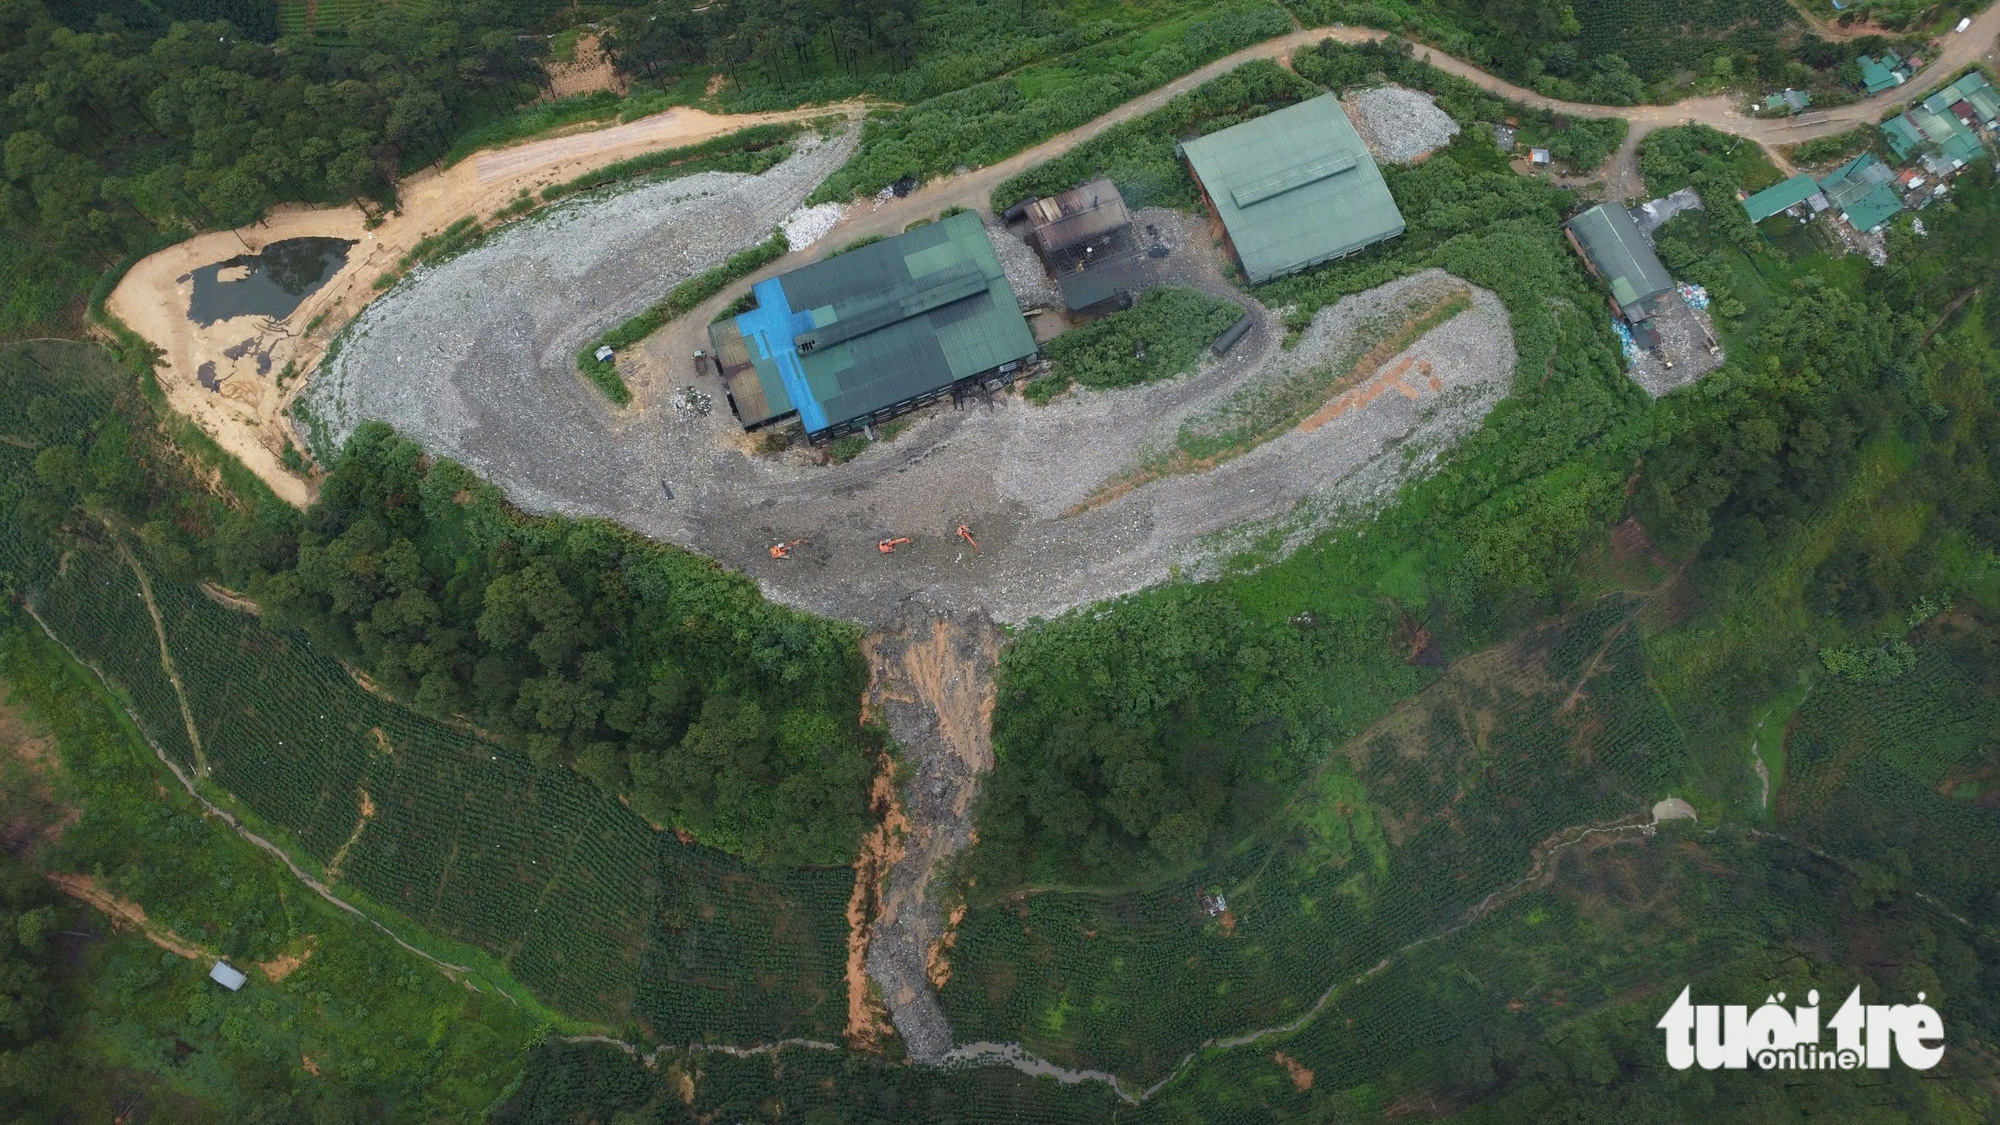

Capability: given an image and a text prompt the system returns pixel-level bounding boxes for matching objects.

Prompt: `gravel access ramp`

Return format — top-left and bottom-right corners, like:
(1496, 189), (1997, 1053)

(311, 170), (1513, 625)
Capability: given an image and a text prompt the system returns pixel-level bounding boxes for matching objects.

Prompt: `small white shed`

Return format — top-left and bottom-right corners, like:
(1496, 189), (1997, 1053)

(209, 961), (247, 991)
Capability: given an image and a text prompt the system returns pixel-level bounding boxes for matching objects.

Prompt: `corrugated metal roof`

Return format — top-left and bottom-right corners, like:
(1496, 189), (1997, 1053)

(1884, 115), (1926, 158)
(1860, 56), (1902, 94)
(1843, 184), (1904, 232)
(1565, 204), (1674, 308)
(1178, 94), (1405, 284)
(724, 212), (1035, 437)
(1743, 173), (1821, 222)
(1027, 179), (1132, 253)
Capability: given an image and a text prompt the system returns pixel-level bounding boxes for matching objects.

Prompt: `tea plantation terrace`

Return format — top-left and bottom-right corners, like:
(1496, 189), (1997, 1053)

(709, 211), (1038, 441)
(1177, 92), (1406, 284)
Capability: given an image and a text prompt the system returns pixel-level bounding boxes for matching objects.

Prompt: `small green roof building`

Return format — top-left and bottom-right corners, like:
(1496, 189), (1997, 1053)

(1177, 94), (1406, 284)
(1857, 53), (1906, 96)
(708, 212), (1036, 440)
(1743, 174), (1822, 223)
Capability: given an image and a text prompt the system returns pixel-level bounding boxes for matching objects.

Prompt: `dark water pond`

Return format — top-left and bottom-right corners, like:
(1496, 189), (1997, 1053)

(187, 237), (355, 325)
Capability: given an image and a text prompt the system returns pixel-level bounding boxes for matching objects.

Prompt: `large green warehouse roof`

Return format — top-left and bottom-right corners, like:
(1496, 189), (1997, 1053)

(1178, 94), (1406, 284)
(712, 211), (1036, 438)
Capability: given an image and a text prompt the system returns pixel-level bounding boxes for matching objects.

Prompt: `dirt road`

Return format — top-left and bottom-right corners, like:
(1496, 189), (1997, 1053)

(112, 3), (1997, 509)
(107, 101), (865, 506)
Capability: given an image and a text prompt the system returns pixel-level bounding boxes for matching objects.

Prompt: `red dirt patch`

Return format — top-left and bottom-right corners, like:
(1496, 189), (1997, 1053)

(47, 872), (213, 960)
(1274, 1050), (1314, 1091)
(843, 760), (904, 1048)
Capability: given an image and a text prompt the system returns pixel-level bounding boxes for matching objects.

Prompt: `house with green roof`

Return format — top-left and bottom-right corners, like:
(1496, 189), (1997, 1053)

(1881, 75), (1992, 176)
(1884, 114), (1926, 159)
(1857, 53), (1907, 95)
(1743, 174), (1824, 223)
(1177, 93), (1406, 284)
(707, 211), (1036, 440)
(1818, 153), (1904, 233)
(1957, 71), (1999, 124)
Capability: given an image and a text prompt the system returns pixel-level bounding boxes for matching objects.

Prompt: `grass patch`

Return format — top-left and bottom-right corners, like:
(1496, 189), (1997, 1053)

(441, 89), (625, 167)
(539, 123), (802, 203)
(1783, 125), (1880, 169)
(577, 230), (790, 405)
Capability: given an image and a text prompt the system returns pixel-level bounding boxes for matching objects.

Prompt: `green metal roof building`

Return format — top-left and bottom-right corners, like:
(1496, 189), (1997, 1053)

(707, 212), (1036, 440)
(1818, 153), (1903, 233)
(1564, 204), (1674, 314)
(1857, 53), (1907, 96)
(1958, 71), (2000, 124)
(1743, 174), (1822, 222)
(1177, 94), (1406, 284)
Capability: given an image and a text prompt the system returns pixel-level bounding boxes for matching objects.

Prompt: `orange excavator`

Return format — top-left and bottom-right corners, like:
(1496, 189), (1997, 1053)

(877, 536), (911, 553)
(769, 538), (809, 559)
(956, 524), (979, 550)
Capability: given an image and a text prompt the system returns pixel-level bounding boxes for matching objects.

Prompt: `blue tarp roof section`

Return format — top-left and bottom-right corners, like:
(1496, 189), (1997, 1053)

(736, 277), (824, 431)
(1743, 174), (1821, 222)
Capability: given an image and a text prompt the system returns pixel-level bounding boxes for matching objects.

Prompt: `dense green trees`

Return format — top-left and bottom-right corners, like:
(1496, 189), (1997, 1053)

(253, 423), (875, 864)
(0, 0), (558, 336)
(5, 341), (876, 867)
(0, 855), (63, 1119)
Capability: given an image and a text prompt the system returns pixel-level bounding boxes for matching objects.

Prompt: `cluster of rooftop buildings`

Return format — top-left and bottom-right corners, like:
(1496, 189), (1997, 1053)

(1883, 71), (1998, 173)
(1742, 69), (1996, 236)
(1857, 51), (1918, 96)
(709, 92), (1408, 441)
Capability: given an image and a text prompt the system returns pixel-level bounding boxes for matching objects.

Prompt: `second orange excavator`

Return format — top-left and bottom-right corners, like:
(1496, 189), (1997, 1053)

(956, 524), (979, 550)
(877, 536), (912, 553)
(769, 538), (809, 559)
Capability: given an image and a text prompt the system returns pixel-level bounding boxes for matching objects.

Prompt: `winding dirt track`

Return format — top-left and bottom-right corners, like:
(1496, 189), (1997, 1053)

(110, 5), (2000, 514)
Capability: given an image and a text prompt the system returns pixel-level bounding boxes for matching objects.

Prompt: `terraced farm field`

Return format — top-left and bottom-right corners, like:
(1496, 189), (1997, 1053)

(0, 341), (852, 1038)
(941, 602), (1690, 1081)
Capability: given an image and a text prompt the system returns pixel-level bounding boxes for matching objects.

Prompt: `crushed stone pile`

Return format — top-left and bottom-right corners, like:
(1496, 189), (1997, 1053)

(781, 201), (846, 250)
(984, 217), (1060, 310)
(1348, 85), (1461, 164)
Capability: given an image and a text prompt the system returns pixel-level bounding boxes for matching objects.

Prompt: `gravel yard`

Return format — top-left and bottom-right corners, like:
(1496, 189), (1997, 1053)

(1627, 294), (1725, 397)
(1345, 85), (1460, 164)
(303, 124), (858, 473)
(307, 165), (1511, 628)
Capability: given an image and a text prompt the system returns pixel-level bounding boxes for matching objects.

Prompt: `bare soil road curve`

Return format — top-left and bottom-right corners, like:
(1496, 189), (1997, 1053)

(106, 101), (868, 506)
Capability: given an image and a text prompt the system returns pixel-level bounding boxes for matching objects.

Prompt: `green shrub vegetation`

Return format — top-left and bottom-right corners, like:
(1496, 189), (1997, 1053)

(994, 60), (1321, 213)
(807, 2), (1295, 202)
(538, 123), (802, 203)
(1033, 288), (1244, 399)
(1786, 124), (1880, 168)
(440, 89), (626, 167)
(1, 340), (866, 1043)
(578, 229), (791, 403)
(0, 610), (542, 1120)
(1292, 37), (1629, 170)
